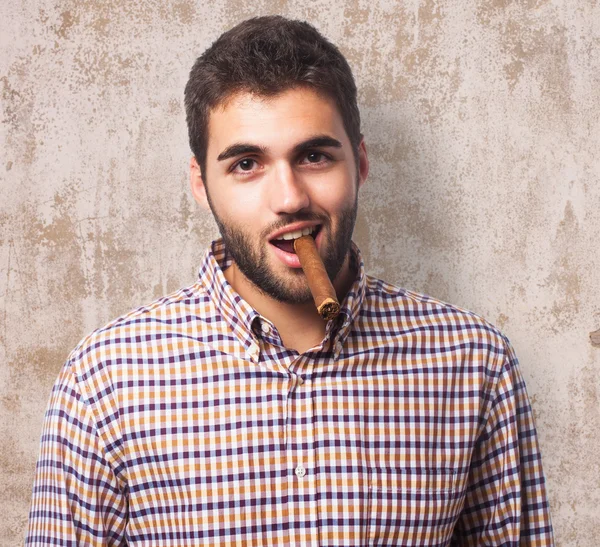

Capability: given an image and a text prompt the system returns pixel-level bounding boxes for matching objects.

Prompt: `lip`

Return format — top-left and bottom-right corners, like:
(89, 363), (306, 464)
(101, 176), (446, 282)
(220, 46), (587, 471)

(268, 224), (324, 268)
(267, 221), (322, 242)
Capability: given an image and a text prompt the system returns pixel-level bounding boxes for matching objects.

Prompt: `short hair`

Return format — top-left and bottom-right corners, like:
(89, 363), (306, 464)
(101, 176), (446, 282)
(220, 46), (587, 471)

(184, 15), (361, 178)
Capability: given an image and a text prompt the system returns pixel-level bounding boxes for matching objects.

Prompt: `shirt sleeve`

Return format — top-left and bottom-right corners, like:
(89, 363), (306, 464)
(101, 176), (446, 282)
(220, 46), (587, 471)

(25, 360), (128, 546)
(451, 337), (555, 546)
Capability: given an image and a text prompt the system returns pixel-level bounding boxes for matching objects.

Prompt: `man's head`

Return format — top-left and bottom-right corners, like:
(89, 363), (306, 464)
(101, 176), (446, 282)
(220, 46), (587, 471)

(185, 17), (368, 305)
(184, 15), (362, 179)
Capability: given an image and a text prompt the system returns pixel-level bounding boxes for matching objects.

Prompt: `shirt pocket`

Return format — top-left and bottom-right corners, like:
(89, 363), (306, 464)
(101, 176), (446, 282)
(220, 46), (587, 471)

(367, 467), (462, 546)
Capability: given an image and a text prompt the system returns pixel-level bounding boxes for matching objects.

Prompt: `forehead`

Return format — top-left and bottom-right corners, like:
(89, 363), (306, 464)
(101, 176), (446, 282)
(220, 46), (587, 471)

(206, 87), (349, 154)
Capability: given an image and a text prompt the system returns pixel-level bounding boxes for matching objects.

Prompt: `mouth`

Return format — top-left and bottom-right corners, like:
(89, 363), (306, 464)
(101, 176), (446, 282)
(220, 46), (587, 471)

(269, 225), (322, 254)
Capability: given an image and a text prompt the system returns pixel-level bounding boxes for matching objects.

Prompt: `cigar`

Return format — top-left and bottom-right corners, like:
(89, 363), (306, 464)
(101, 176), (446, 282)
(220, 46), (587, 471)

(293, 235), (340, 320)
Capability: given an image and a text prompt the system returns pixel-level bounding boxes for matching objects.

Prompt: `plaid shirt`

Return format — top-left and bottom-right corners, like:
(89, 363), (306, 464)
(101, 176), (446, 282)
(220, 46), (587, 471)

(26, 239), (554, 546)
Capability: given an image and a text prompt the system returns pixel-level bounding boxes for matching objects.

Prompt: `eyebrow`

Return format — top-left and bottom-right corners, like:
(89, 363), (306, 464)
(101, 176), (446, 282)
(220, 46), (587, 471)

(295, 136), (343, 154)
(217, 144), (266, 162)
(216, 135), (343, 162)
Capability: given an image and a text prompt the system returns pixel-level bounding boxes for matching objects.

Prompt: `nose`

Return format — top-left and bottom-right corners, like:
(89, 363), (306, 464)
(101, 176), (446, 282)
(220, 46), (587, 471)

(268, 162), (310, 214)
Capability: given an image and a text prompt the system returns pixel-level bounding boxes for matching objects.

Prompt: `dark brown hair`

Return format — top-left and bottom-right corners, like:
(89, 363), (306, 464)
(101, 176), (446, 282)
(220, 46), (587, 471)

(184, 16), (361, 178)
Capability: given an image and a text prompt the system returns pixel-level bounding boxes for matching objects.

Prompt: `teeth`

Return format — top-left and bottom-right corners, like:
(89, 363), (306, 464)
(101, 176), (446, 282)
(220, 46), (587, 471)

(276, 226), (316, 240)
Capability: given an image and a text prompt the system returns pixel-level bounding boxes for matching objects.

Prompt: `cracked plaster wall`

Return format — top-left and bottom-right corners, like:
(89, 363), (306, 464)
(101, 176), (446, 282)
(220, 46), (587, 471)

(1, 1), (599, 544)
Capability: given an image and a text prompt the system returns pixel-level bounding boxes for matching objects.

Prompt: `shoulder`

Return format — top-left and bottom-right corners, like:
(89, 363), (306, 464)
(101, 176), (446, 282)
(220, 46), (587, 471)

(65, 280), (213, 383)
(355, 275), (517, 406)
(360, 274), (510, 355)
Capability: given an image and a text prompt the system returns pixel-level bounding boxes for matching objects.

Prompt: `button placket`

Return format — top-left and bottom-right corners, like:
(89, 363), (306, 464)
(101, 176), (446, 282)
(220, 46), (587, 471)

(305, 358), (317, 535)
(286, 355), (318, 543)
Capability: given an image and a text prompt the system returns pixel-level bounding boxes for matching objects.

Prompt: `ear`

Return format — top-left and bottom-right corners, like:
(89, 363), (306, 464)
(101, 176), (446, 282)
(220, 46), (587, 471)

(189, 156), (210, 210)
(356, 137), (369, 190)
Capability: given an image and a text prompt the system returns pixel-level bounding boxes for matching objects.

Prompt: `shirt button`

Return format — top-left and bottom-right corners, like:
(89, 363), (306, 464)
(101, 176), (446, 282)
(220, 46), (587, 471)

(298, 376), (304, 385)
(261, 322), (270, 334)
(295, 465), (306, 478)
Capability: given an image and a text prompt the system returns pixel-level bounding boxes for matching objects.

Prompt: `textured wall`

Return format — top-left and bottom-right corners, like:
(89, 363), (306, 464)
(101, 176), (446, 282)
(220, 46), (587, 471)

(1, 0), (598, 544)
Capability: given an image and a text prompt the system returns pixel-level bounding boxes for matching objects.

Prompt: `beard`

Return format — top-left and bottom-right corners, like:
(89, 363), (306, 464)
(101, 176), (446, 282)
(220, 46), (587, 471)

(207, 194), (358, 304)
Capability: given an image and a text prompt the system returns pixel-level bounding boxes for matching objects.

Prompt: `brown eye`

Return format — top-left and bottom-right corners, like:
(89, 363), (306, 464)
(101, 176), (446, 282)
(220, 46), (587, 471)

(306, 152), (324, 163)
(238, 159), (255, 171)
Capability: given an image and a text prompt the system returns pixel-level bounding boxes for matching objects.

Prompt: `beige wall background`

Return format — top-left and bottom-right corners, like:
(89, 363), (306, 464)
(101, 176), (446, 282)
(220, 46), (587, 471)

(1, 0), (598, 544)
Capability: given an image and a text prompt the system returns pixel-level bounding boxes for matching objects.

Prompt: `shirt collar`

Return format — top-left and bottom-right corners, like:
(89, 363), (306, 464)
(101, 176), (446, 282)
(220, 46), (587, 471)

(197, 239), (260, 355)
(328, 240), (366, 356)
(197, 238), (366, 355)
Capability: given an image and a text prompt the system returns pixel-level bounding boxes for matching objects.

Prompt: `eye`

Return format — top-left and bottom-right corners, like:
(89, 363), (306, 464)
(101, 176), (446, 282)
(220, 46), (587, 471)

(232, 158), (257, 173)
(303, 151), (329, 164)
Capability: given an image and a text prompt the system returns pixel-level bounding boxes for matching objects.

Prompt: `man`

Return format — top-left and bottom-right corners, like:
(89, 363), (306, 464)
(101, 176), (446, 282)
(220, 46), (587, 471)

(26, 15), (554, 546)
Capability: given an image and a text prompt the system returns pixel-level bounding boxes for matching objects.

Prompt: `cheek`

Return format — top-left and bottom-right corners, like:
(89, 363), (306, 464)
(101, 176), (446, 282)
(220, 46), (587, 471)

(312, 166), (357, 210)
(213, 185), (263, 220)
(314, 184), (355, 216)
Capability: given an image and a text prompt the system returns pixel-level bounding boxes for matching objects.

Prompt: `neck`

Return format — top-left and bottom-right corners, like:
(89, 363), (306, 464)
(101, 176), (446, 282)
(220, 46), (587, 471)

(223, 253), (355, 353)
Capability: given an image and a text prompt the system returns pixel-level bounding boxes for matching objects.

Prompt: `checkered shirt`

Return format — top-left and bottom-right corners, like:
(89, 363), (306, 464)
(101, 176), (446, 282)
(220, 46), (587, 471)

(26, 238), (554, 546)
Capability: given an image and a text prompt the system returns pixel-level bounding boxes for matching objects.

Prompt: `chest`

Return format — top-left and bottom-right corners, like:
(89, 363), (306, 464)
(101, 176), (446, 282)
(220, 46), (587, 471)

(119, 359), (481, 545)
